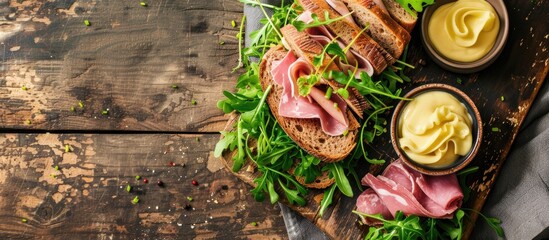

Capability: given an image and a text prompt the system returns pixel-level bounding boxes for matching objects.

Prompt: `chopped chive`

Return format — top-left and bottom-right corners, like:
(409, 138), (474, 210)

(187, 196), (193, 201)
(492, 127), (501, 132)
(250, 222), (257, 227)
(54, 165), (59, 171)
(231, 20), (236, 28)
(84, 20), (90, 26)
(325, 87), (333, 99)
(24, 119), (32, 125)
(65, 144), (71, 153)
(101, 109), (109, 115)
(132, 196), (140, 204)
(21, 85), (29, 91)
(342, 129), (349, 136)
(500, 95), (505, 101)
(21, 218), (27, 223)
(140, 2), (147, 6)
(333, 102), (338, 109)
(70, 106), (75, 112)
(126, 184), (132, 193)
(191, 99), (197, 105)
(135, 175), (141, 180)
(78, 101), (84, 108)
(171, 84), (178, 89)
(219, 41), (225, 45)
(457, 78), (463, 84)
(235, 32), (241, 39)
(51, 174), (56, 178)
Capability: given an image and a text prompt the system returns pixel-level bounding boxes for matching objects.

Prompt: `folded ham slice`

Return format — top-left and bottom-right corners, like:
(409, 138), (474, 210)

(356, 159), (463, 222)
(271, 51), (349, 136)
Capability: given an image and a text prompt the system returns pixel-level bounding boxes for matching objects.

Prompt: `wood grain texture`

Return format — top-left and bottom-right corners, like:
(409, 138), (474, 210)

(221, 0), (549, 239)
(0, 133), (288, 239)
(0, 0), (241, 132)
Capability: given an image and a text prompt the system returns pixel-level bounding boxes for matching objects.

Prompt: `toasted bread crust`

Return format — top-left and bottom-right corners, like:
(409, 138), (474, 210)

(298, 0), (394, 74)
(342, 0), (411, 59)
(260, 46), (359, 162)
(381, 0), (417, 32)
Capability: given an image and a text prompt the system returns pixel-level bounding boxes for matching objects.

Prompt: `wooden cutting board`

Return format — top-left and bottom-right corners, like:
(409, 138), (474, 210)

(221, 0), (549, 238)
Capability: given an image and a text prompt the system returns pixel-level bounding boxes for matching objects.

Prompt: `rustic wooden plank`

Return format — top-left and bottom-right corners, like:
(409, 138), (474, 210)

(220, 0), (549, 239)
(0, 0), (241, 132)
(0, 133), (287, 239)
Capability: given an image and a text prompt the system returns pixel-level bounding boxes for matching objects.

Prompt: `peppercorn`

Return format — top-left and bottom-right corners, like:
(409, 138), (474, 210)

(192, 180), (198, 186)
(143, 178), (149, 184)
(157, 180), (164, 187)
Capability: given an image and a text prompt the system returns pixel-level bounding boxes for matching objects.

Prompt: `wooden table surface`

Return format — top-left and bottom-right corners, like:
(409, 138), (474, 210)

(0, 0), (547, 239)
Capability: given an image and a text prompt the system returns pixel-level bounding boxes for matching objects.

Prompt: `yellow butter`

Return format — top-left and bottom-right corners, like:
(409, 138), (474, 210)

(398, 91), (473, 167)
(428, 0), (500, 62)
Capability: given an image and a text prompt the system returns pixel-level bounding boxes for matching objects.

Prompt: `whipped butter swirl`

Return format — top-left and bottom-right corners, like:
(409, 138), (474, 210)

(398, 91), (473, 168)
(428, 0), (500, 62)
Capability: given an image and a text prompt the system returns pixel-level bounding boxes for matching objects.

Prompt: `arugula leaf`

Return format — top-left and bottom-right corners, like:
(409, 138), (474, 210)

(267, 180), (279, 204)
(214, 131), (237, 158)
(297, 74), (320, 96)
(278, 178), (307, 206)
(325, 163), (353, 197)
(394, 0), (435, 17)
(319, 184), (337, 217)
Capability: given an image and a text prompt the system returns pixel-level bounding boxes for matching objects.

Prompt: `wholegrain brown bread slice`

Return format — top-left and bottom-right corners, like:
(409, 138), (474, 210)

(260, 45), (360, 163)
(280, 25), (370, 117)
(341, 0), (411, 59)
(298, 0), (395, 74)
(380, 0), (417, 32)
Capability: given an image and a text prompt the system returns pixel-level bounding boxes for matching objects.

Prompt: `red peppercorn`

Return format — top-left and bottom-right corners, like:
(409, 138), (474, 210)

(157, 180), (164, 187)
(143, 178), (149, 184)
(168, 161), (175, 167)
(192, 180), (198, 186)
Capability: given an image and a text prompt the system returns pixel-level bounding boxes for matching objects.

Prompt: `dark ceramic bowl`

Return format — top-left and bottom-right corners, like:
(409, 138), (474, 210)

(421, 0), (509, 74)
(390, 84), (483, 175)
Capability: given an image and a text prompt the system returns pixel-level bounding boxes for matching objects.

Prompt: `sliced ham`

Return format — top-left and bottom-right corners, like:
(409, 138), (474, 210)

(356, 188), (392, 225)
(298, 11), (374, 77)
(325, 0), (357, 25)
(356, 159), (463, 222)
(270, 51), (349, 136)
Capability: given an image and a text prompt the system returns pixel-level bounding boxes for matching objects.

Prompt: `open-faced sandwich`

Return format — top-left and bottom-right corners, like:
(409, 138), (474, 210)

(216, 0), (503, 238)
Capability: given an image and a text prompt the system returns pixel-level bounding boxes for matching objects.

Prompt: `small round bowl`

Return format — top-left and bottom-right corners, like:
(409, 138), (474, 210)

(390, 84), (483, 175)
(420, 0), (509, 74)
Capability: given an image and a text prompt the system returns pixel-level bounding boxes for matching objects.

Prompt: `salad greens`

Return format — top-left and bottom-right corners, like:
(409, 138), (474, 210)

(216, 0), (408, 216)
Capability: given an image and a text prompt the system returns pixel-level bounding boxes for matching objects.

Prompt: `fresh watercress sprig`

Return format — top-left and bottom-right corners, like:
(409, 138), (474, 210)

(394, 0), (435, 18)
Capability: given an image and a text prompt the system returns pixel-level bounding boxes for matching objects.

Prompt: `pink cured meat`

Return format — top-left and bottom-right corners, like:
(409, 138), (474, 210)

(356, 188), (392, 225)
(357, 160), (463, 221)
(297, 11), (374, 77)
(270, 51), (349, 136)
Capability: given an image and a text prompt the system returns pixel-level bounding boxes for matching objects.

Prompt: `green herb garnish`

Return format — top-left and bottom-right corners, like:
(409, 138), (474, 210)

(191, 99), (197, 105)
(131, 196), (139, 204)
(492, 127), (501, 132)
(457, 78), (463, 84)
(172, 84), (178, 89)
(24, 119), (32, 125)
(78, 101), (84, 108)
(84, 20), (90, 26)
(187, 196), (193, 201)
(135, 175), (141, 180)
(21, 85), (29, 91)
(250, 221), (258, 227)
(65, 144), (71, 153)
(140, 2), (147, 7)
(126, 185), (132, 193)
(102, 109), (109, 115)
(500, 95), (505, 101)
(394, 0), (435, 17)
(231, 20), (236, 28)
(70, 106), (75, 112)
(54, 165), (59, 171)
(21, 218), (27, 223)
